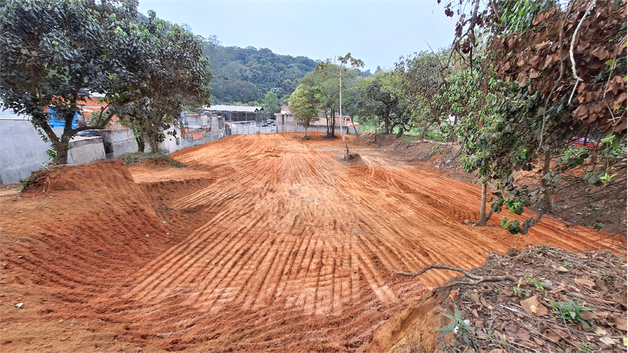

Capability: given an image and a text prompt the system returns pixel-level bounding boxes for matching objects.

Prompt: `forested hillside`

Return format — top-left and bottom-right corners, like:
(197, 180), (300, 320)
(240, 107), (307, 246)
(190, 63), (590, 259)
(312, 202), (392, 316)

(201, 36), (320, 105)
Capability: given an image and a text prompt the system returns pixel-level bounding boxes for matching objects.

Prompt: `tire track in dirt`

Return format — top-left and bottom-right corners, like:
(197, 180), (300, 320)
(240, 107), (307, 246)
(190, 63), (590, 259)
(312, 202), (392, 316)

(2, 133), (623, 352)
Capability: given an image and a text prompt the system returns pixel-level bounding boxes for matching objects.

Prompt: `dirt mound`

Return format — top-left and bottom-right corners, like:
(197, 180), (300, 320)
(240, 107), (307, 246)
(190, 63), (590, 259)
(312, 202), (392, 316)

(1, 133), (624, 352)
(22, 160), (136, 194)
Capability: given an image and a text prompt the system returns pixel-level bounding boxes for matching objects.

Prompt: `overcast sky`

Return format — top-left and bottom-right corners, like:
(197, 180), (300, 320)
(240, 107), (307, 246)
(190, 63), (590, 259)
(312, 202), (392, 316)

(137, 0), (456, 72)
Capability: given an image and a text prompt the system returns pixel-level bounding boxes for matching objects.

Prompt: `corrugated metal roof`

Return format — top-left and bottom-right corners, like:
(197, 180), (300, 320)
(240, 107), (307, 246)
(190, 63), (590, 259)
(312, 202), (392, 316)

(204, 105), (263, 113)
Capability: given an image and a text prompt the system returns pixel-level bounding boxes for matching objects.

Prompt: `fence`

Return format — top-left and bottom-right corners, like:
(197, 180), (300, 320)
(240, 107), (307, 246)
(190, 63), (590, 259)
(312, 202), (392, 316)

(227, 121), (359, 136)
(227, 122), (277, 135)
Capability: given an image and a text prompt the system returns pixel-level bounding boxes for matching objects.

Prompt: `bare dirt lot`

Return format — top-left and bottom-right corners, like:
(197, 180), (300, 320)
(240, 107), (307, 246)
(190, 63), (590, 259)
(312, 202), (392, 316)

(0, 132), (624, 352)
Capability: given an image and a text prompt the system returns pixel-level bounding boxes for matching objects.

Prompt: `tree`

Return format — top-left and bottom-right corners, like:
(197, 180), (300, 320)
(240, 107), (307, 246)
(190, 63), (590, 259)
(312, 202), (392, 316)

(315, 53), (364, 159)
(0, 0), (137, 164)
(289, 85), (321, 138)
(298, 66), (338, 138)
(395, 50), (452, 139)
(111, 11), (211, 152)
(201, 41), (319, 105)
(262, 91), (280, 120)
(438, 0), (626, 232)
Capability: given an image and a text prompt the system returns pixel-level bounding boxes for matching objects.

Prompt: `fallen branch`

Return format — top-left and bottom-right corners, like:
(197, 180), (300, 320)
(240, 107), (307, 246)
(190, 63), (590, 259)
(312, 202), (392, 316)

(393, 264), (517, 283)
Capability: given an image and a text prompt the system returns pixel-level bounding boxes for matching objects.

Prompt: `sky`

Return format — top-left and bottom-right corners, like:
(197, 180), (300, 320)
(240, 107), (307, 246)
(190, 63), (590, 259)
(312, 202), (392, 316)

(137, 0), (457, 72)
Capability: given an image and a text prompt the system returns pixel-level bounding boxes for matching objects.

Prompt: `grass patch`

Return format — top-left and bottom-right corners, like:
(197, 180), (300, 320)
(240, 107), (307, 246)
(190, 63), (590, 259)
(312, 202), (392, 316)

(117, 152), (186, 168)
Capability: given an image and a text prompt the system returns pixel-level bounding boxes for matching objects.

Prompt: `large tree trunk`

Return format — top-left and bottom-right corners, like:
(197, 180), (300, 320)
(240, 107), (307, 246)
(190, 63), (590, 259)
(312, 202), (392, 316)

(136, 135), (146, 153)
(349, 116), (359, 136)
(324, 111), (330, 136)
(150, 138), (159, 154)
(53, 140), (70, 165)
(383, 115), (390, 134)
(42, 112), (75, 165)
(329, 110), (336, 138)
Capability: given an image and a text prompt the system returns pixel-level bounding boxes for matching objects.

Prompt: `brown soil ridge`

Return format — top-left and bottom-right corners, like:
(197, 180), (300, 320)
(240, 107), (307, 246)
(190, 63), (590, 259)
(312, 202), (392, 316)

(0, 132), (623, 352)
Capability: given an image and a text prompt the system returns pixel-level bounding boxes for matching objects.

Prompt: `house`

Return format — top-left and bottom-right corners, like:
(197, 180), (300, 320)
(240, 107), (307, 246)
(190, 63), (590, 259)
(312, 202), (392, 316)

(275, 106), (360, 135)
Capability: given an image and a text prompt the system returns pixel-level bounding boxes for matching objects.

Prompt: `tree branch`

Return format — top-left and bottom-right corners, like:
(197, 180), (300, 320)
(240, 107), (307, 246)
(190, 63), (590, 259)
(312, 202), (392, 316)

(393, 264), (517, 283)
(568, 0), (597, 105)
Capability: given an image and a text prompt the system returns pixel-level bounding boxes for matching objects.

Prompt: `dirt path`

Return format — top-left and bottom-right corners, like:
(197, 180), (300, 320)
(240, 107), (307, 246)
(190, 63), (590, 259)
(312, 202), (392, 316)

(0, 133), (622, 352)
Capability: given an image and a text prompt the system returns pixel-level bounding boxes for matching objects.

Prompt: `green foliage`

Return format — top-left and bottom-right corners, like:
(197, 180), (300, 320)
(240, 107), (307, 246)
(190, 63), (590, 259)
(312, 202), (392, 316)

(106, 9), (212, 153)
(394, 50), (450, 138)
(17, 177), (29, 192)
(1, 0), (210, 161)
(577, 342), (595, 353)
(202, 41), (321, 104)
(1, 0), (123, 163)
(497, 0), (556, 34)
(557, 146), (590, 170)
(500, 217), (522, 234)
(288, 84), (322, 135)
(503, 197), (527, 215)
(117, 152), (186, 168)
(512, 285), (524, 297)
(551, 299), (594, 328)
(451, 71), (537, 181)
(437, 309), (476, 350)
(526, 275), (547, 294)
(262, 91), (280, 120)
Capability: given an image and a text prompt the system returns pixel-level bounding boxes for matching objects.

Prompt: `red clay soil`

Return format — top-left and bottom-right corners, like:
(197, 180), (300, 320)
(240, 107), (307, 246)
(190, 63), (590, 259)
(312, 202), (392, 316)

(0, 132), (624, 352)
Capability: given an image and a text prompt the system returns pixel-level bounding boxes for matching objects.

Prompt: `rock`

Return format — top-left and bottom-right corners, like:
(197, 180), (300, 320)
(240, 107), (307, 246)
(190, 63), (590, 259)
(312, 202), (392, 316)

(15, 303), (23, 309)
(506, 248), (519, 256)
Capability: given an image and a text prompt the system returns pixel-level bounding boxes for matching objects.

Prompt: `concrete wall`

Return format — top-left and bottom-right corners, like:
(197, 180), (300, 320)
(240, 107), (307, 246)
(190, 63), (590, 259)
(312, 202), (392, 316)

(0, 118), (105, 184)
(102, 129), (138, 158)
(274, 112), (360, 135)
(158, 126), (226, 154)
(276, 124), (359, 135)
(0, 118), (53, 184)
(67, 138), (106, 165)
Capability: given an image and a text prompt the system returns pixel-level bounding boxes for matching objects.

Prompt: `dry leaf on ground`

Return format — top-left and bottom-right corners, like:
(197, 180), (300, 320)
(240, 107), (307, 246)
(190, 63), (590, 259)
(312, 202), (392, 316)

(520, 295), (549, 316)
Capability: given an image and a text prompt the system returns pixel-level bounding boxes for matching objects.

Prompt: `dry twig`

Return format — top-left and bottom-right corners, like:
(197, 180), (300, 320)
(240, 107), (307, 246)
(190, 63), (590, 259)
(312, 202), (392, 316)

(393, 264), (517, 283)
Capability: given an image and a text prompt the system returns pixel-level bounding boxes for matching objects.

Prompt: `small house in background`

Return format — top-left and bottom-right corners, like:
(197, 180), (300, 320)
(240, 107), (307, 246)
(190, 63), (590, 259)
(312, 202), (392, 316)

(275, 106), (360, 135)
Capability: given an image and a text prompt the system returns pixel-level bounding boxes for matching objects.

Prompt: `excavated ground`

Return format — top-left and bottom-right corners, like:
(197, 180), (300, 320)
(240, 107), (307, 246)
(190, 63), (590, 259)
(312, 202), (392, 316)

(0, 132), (623, 352)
